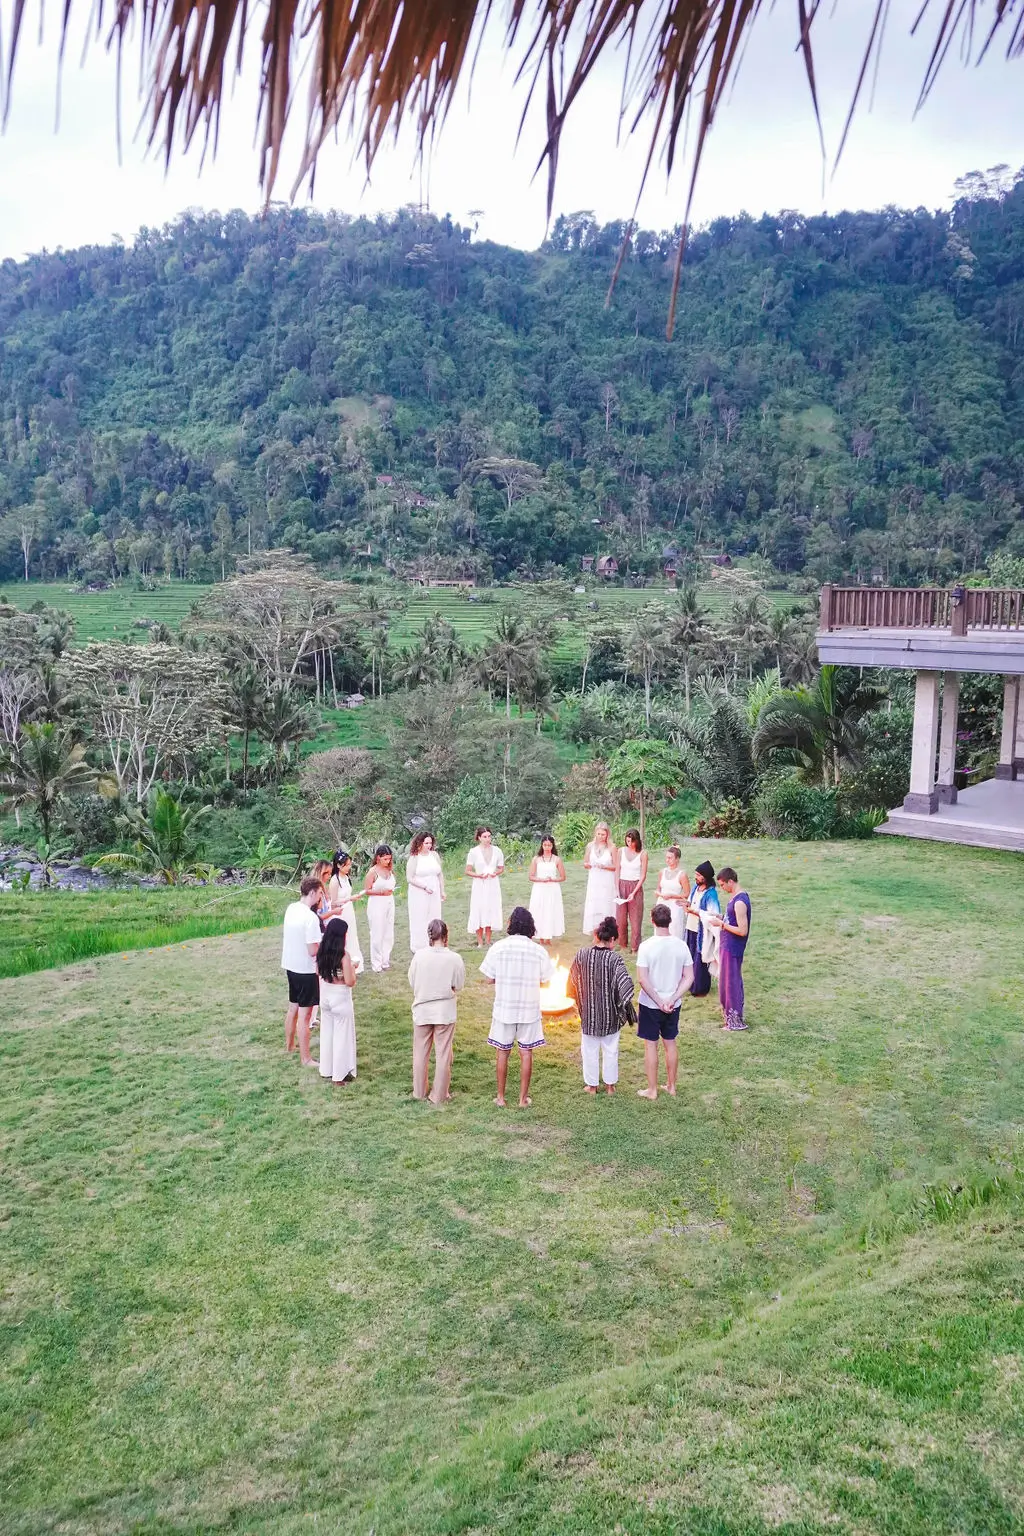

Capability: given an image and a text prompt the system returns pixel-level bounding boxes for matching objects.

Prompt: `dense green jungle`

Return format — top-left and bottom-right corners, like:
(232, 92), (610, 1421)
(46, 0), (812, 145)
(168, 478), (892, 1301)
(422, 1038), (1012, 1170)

(3, 164), (1024, 587)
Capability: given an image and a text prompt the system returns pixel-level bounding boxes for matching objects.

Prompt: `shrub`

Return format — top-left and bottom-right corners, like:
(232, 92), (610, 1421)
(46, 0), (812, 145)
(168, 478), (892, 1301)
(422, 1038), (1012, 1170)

(552, 810), (597, 856)
(754, 776), (841, 840)
(693, 800), (760, 839)
(558, 758), (614, 814)
(435, 774), (506, 848)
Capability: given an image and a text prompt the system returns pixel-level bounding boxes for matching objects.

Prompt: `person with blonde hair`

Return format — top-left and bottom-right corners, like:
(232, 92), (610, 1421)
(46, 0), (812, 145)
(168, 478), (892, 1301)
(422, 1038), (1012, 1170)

(582, 821), (618, 935)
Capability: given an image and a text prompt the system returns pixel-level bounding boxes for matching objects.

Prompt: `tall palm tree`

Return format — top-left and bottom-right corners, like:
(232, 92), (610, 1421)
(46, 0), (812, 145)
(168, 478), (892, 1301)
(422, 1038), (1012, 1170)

(258, 686), (317, 777)
(753, 665), (888, 787)
(667, 586), (708, 714)
(623, 605), (672, 730)
(482, 613), (540, 720)
(0, 723), (97, 855)
(227, 666), (268, 793)
(726, 593), (771, 683)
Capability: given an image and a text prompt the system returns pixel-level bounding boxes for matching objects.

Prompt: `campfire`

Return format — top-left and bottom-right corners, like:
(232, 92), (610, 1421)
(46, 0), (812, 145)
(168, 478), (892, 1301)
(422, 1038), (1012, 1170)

(540, 960), (576, 1016)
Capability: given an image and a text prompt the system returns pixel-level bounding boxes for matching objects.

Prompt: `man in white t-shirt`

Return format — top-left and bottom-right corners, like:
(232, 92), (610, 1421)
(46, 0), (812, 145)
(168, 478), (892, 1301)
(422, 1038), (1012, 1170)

(635, 902), (693, 1100)
(281, 876), (324, 1067)
(480, 906), (555, 1108)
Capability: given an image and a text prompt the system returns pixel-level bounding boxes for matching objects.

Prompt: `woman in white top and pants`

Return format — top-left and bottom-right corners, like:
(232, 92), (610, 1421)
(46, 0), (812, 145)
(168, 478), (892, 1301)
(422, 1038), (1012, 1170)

(656, 845), (690, 940)
(616, 828), (648, 953)
(364, 845), (397, 972)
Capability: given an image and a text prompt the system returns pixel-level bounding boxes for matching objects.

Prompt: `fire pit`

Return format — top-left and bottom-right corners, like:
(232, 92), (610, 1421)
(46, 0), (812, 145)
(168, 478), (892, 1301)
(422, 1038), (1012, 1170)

(540, 960), (577, 1017)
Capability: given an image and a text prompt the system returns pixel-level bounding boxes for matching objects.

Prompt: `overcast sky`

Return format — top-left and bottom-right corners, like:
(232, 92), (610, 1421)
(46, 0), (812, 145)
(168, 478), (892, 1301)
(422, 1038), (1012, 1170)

(0, 0), (1022, 259)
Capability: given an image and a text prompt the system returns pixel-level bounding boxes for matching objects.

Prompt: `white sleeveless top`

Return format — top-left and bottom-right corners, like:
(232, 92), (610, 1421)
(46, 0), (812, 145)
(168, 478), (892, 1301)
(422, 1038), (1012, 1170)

(370, 869), (396, 894)
(535, 856), (559, 881)
(619, 850), (644, 881)
(589, 844), (614, 869)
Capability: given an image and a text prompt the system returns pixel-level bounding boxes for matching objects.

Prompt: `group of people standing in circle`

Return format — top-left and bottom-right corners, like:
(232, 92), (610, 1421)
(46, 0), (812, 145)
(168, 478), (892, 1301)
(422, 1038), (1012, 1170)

(279, 821), (752, 1101)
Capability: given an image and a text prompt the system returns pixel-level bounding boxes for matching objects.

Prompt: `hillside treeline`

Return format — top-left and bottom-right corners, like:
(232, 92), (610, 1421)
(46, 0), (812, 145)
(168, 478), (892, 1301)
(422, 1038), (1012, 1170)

(2, 169), (1024, 586)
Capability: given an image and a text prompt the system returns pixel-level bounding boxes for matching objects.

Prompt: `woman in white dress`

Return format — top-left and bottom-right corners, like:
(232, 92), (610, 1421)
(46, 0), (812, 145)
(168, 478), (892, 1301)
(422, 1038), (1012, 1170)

(582, 822), (619, 936)
(466, 825), (504, 947)
(655, 844), (690, 940)
(327, 849), (365, 974)
(364, 845), (397, 972)
(407, 830), (445, 953)
(316, 918), (358, 1085)
(528, 834), (566, 944)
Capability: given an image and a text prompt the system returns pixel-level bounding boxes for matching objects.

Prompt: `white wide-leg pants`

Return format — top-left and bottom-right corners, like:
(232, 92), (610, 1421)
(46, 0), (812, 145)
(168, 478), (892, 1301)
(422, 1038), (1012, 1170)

(581, 1029), (620, 1087)
(319, 985), (357, 1081)
(368, 896), (395, 971)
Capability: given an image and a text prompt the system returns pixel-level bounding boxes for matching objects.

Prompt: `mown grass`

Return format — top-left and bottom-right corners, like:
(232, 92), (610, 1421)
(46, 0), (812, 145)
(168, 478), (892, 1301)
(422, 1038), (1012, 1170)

(0, 885), (284, 979)
(2, 838), (1022, 1533)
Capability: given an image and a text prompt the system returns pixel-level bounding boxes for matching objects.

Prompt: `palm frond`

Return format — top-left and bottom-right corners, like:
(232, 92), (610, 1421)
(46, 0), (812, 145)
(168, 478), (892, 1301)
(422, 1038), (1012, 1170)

(4, 2), (1013, 335)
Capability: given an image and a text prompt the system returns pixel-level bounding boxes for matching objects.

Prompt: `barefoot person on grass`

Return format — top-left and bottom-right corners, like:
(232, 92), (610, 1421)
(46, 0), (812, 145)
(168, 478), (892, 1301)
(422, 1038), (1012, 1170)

(280, 876), (324, 1068)
(705, 867), (751, 1031)
(480, 905), (554, 1109)
(567, 916), (635, 1096)
(635, 903), (693, 1100)
(408, 919), (466, 1104)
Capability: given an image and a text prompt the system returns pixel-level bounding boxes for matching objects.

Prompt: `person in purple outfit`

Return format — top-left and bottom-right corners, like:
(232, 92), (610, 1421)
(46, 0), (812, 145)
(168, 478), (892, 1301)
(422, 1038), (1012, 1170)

(705, 867), (751, 1031)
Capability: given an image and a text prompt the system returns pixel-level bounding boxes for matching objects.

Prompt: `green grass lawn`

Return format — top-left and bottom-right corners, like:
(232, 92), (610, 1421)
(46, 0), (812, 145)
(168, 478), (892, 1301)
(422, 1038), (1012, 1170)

(2, 839), (1024, 1533)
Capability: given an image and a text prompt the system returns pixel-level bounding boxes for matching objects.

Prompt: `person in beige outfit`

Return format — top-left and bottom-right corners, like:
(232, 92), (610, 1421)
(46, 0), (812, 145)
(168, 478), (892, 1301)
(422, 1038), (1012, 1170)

(408, 919), (466, 1103)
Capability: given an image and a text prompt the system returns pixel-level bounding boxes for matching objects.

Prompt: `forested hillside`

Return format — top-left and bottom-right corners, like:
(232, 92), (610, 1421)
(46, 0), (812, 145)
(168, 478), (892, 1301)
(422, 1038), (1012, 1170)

(3, 168), (1024, 587)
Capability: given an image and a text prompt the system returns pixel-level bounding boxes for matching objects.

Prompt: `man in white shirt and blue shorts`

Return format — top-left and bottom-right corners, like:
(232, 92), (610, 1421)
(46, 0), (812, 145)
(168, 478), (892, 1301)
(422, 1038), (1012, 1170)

(480, 905), (555, 1109)
(280, 876), (324, 1068)
(635, 902), (694, 1100)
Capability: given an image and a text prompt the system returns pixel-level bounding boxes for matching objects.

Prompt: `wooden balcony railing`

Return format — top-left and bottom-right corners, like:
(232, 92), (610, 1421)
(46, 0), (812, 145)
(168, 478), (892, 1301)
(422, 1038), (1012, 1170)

(819, 586), (1024, 635)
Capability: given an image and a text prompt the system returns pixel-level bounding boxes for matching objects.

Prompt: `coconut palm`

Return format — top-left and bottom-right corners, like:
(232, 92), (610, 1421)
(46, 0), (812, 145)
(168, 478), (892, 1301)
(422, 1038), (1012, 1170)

(0, 722), (97, 854)
(227, 666), (268, 793)
(667, 586), (708, 713)
(753, 665), (888, 787)
(623, 604), (673, 729)
(674, 684), (760, 807)
(98, 789), (212, 885)
(258, 685), (317, 777)
(481, 612), (540, 719)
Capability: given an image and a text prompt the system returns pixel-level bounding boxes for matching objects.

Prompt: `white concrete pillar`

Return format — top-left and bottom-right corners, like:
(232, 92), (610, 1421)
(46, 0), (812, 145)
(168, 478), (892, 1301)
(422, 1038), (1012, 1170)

(936, 672), (960, 804)
(904, 670), (940, 814)
(996, 676), (1019, 781)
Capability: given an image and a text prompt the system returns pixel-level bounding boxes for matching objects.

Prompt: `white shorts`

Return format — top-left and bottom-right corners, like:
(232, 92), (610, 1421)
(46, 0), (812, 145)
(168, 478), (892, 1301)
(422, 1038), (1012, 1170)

(487, 1017), (546, 1051)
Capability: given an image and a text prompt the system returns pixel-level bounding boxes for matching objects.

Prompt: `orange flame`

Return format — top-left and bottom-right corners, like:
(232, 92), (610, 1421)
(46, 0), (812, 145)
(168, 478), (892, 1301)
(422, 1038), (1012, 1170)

(541, 960), (575, 1015)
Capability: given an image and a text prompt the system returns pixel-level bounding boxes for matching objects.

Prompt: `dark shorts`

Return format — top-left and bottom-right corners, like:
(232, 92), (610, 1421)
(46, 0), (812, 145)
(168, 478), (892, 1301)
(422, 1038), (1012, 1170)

(637, 1003), (680, 1041)
(286, 970), (319, 1009)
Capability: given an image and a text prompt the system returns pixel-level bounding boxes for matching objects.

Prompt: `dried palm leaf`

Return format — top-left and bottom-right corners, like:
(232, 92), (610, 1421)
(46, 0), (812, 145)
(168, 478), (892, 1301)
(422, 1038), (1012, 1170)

(2, 0), (1020, 335)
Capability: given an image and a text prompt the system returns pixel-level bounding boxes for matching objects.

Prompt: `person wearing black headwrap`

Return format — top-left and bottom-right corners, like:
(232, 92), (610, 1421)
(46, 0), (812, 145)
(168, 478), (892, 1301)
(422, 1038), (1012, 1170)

(685, 859), (720, 997)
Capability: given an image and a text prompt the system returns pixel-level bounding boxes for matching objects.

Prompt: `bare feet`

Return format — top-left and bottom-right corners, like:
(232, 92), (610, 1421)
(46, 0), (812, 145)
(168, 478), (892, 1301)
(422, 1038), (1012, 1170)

(494, 1095), (507, 1108)
(301, 1059), (317, 1069)
(605, 1084), (615, 1095)
(637, 1087), (657, 1100)
(518, 1096), (532, 1109)
(661, 1084), (677, 1096)
(585, 1085), (598, 1095)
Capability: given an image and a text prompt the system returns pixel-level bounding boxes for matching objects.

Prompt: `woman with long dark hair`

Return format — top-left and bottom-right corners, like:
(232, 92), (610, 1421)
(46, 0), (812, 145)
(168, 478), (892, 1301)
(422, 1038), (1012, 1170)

(328, 849), (364, 974)
(317, 917), (358, 1084)
(364, 845), (397, 972)
(685, 859), (721, 997)
(528, 834), (566, 945)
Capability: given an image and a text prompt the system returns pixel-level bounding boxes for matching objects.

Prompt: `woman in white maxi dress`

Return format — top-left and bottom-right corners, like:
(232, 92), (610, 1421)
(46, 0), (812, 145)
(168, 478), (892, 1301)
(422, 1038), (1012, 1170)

(655, 845), (690, 941)
(528, 835), (566, 943)
(582, 822), (619, 935)
(364, 846), (397, 972)
(328, 850), (365, 974)
(407, 831), (445, 953)
(317, 918), (358, 1084)
(466, 826), (504, 946)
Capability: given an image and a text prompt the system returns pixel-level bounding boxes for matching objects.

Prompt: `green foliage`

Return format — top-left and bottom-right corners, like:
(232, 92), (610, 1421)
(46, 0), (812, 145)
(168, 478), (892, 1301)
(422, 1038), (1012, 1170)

(676, 686), (760, 806)
(693, 799), (761, 839)
(4, 196), (1024, 590)
(236, 835), (296, 884)
(98, 789), (213, 884)
(551, 809), (596, 856)
(754, 775), (843, 840)
(0, 721), (98, 850)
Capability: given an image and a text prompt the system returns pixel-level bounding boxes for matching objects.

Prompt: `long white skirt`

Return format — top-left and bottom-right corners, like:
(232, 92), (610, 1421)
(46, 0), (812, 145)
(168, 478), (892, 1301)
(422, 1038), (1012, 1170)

(408, 881), (442, 953)
(530, 880), (565, 941)
(468, 876), (503, 933)
(340, 901), (364, 974)
(318, 980), (357, 1082)
(368, 896), (395, 971)
(582, 867), (618, 934)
